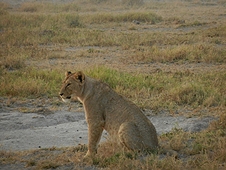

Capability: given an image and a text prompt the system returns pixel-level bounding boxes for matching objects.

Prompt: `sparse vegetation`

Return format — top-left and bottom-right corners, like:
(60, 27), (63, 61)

(0, 113), (225, 169)
(0, 0), (225, 169)
(82, 11), (162, 24)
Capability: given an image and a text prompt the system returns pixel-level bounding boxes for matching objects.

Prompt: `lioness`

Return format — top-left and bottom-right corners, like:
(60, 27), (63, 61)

(59, 71), (158, 158)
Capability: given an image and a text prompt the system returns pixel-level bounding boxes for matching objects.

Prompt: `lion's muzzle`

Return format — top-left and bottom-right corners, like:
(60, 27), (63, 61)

(59, 93), (71, 103)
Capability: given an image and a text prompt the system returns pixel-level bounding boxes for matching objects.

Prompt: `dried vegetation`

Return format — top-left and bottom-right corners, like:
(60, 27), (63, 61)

(0, 0), (226, 169)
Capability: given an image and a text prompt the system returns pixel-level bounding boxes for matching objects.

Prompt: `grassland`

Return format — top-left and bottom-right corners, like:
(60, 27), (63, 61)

(0, 0), (226, 169)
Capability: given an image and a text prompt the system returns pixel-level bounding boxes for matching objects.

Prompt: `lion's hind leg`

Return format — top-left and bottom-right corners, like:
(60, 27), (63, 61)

(118, 122), (144, 151)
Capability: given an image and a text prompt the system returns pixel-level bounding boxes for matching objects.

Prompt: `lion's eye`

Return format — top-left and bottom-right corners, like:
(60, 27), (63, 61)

(66, 83), (71, 88)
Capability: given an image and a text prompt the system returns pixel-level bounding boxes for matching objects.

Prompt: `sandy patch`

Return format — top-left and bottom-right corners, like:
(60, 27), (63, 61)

(0, 100), (215, 151)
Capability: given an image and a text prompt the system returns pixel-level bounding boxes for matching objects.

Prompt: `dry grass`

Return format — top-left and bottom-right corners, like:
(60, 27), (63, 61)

(82, 11), (162, 24)
(0, 0), (226, 169)
(1, 113), (225, 169)
(130, 43), (226, 63)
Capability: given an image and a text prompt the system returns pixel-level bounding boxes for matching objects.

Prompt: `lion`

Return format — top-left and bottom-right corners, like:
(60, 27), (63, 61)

(59, 71), (158, 158)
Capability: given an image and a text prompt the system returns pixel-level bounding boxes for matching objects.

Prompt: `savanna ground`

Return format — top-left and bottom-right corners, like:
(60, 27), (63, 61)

(0, 0), (226, 169)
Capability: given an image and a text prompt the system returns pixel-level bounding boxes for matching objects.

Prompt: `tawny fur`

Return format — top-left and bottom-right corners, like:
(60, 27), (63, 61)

(59, 71), (158, 158)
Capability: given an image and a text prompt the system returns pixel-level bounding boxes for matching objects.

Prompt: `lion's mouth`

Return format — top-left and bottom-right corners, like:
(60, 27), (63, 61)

(59, 93), (71, 100)
(61, 97), (71, 103)
(60, 95), (71, 103)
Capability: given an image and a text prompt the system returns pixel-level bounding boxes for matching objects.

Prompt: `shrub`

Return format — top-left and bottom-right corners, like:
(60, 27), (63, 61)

(66, 15), (83, 28)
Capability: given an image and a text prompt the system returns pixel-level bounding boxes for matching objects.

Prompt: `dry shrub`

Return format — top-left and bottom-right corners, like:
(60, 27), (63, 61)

(66, 15), (84, 28)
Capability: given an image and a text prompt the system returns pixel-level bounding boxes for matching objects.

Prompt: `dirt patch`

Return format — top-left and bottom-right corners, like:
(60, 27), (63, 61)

(0, 98), (217, 170)
(0, 98), (216, 151)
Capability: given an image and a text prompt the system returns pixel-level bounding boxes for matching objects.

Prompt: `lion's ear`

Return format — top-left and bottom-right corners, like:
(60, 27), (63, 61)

(65, 71), (72, 77)
(76, 71), (85, 84)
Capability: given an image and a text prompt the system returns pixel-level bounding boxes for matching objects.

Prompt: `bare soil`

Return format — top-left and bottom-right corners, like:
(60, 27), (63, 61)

(0, 97), (216, 151)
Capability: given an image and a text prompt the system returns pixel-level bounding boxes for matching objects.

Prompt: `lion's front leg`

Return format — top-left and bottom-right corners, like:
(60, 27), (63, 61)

(84, 120), (104, 158)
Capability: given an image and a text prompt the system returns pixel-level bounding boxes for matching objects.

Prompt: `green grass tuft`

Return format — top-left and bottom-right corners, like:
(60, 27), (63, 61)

(0, 68), (63, 98)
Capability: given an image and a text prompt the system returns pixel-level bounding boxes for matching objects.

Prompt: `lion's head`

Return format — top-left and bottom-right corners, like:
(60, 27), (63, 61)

(59, 71), (85, 103)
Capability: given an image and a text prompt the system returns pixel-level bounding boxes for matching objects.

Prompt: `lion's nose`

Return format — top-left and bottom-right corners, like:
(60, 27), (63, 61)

(59, 93), (63, 96)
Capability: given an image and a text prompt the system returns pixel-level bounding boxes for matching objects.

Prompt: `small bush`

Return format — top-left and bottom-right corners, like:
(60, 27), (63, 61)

(67, 15), (83, 28)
